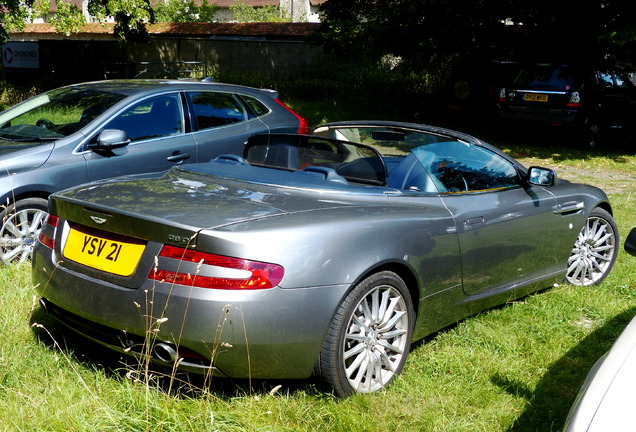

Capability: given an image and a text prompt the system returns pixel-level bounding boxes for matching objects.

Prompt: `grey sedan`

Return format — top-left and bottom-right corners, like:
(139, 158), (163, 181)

(32, 122), (618, 396)
(0, 79), (308, 263)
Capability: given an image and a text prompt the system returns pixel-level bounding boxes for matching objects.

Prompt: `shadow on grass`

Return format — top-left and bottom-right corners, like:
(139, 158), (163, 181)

(29, 304), (331, 400)
(493, 306), (636, 432)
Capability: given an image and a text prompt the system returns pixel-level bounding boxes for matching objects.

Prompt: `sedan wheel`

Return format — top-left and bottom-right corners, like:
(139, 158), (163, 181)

(0, 198), (48, 264)
(317, 271), (414, 396)
(566, 208), (618, 286)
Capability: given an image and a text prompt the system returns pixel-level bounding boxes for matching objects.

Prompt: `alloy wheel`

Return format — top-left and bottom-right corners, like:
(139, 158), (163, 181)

(341, 283), (411, 393)
(566, 212), (617, 286)
(0, 208), (48, 264)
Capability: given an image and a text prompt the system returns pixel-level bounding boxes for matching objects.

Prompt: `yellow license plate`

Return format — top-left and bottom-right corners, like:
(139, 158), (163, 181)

(523, 93), (548, 102)
(63, 225), (146, 276)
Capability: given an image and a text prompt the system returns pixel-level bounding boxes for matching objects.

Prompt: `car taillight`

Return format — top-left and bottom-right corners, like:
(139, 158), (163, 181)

(38, 214), (59, 249)
(498, 88), (507, 102)
(275, 99), (310, 135)
(149, 245), (284, 290)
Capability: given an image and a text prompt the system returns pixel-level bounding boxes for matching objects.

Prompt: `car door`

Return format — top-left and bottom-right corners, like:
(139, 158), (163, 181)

(416, 140), (565, 296)
(186, 91), (270, 161)
(83, 92), (197, 180)
(593, 71), (636, 128)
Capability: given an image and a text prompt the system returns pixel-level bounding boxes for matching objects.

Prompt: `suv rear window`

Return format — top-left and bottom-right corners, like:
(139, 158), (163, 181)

(514, 65), (578, 91)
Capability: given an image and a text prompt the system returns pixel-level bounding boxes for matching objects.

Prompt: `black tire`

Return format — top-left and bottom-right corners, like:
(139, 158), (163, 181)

(0, 197), (48, 264)
(566, 207), (618, 286)
(580, 117), (603, 150)
(316, 271), (414, 396)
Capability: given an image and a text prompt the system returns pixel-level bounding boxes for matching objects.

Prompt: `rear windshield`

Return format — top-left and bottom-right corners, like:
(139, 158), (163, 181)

(513, 65), (579, 91)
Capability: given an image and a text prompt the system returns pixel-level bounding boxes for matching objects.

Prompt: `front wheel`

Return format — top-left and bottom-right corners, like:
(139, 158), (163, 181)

(566, 207), (618, 286)
(0, 198), (48, 264)
(316, 271), (414, 396)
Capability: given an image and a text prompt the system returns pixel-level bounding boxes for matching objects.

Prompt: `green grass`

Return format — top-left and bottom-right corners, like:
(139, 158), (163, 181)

(2, 107), (636, 430)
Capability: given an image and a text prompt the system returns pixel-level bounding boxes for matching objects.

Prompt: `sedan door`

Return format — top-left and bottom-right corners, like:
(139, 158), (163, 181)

(83, 93), (197, 180)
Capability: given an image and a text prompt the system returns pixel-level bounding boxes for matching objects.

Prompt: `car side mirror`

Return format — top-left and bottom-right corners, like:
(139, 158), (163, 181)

(527, 166), (556, 186)
(625, 228), (636, 257)
(88, 129), (131, 153)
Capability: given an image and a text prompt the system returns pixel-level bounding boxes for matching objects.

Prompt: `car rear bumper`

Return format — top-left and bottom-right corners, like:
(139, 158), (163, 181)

(498, 106), (580, 125)
(32, 247), (350, 379)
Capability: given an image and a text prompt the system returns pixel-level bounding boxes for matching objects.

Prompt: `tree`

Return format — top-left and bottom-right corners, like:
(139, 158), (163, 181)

(0, 0), (155, 43)
(230, 0), (291, 22)
(316, 0), (636, 71)
(1, 0), (33, 42)
(153, 0), (219, 23)
(88, 0), (155, 41)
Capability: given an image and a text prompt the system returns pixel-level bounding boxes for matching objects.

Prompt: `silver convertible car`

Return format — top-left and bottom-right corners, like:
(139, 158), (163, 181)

(0, 79), (308, 264)
(32, 121), (618, 396)
(562, 228), (636, 431)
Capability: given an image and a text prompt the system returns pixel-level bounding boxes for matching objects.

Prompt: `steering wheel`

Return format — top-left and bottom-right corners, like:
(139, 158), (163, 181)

(36, 118), (55, 129)
(439, 170), (469, 192)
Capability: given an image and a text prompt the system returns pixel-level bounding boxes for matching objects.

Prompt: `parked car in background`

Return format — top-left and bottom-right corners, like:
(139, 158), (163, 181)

(562, 228), (636, 431)
(0, 79), (308, 264)
(442, 59), (520, 113)
(497, 63), (636, 149)
(32, 121), (618, 396)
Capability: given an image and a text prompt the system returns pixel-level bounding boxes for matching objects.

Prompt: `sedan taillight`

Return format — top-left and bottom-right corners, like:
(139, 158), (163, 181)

(38, 214), (59, 249)
(149, 245), (284, 290)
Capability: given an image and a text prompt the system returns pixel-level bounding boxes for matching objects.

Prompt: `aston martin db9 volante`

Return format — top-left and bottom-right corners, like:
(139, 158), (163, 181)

(0, 79), (308, 264)
(32, 121), (618, 396)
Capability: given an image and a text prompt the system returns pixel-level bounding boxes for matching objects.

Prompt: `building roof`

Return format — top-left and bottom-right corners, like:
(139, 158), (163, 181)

(54, 0), (327, 10)
(11, 22), (321, 41)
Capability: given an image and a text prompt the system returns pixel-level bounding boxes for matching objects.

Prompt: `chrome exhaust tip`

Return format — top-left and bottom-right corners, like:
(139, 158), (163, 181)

(153, 343), (177, 363)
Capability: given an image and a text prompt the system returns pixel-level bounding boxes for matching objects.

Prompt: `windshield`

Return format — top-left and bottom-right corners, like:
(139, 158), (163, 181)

(0, 87), (127, 142)
(313, 124), (522, 193)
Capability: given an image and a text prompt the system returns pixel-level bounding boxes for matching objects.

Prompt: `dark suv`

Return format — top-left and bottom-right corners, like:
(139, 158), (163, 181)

(497, 64), (636, 148)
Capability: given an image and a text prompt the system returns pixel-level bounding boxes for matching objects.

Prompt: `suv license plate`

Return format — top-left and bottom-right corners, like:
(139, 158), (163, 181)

(63, 226), (146, 276)
(523, 93), (548, 102)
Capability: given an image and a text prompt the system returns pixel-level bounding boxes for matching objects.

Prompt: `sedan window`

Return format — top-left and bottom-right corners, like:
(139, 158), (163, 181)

(188, 92), (248, 130)
(241, 94), (271, 118)
(103, 94), (183, 142)
(412, 141), (522, 193)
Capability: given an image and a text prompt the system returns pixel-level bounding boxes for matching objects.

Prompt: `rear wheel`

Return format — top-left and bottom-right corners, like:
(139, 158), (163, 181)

(0, 198), (48, 264)
(566, 207), (618, 286)
(581, 117), (603, 149)
(316, 271), (414, 396)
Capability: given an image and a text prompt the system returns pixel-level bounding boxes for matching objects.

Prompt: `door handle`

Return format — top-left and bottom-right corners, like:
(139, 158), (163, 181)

(167, 152), (191, 162)
(464, 216), (485, 226)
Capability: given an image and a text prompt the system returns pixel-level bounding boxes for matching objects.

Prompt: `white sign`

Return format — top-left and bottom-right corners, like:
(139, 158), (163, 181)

(2, 42), (40, 69)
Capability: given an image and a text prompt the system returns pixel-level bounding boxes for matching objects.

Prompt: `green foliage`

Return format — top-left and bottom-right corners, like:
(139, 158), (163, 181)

(153, 0), (219, 23)
(88, 0), (155, 41)
(229, 0), (290, 23)
(0, 0), (33, 42)
(49, 1), (86, 36)
(316, 0), (636, 72)
(0, 86), (38, 111)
